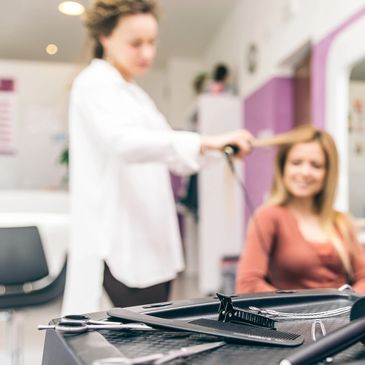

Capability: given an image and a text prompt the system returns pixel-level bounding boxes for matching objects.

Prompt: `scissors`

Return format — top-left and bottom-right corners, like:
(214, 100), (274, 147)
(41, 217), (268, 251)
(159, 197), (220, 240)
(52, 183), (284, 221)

(93, 341), (226, 364)
(57, 314), (127, 325)
(38, 314), (153, 334)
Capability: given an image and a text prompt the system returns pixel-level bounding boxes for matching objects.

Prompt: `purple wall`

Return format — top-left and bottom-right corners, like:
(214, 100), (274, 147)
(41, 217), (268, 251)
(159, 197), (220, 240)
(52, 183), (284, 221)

(0, 79), (15, 92)
(244, 78), (294, 222)
(311, 6), (365, 128)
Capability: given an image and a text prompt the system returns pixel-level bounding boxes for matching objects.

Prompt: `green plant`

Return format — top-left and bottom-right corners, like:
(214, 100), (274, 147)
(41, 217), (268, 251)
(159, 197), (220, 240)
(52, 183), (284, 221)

(59, 146), (69, 167)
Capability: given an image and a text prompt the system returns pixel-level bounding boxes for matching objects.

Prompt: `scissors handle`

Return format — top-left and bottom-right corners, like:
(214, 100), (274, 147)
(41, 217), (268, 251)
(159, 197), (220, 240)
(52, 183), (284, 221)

(62, 315), (125, 326)
(38, 323), (89, 334)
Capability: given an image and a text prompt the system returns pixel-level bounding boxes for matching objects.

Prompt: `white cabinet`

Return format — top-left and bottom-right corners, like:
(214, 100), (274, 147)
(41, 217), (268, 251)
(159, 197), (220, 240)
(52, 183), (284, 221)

(197, 95), (243, 294)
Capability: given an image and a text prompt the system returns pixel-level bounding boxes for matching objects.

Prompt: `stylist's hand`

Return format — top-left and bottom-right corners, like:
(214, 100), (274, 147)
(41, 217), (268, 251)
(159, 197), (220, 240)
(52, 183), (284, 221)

(200, 129), (254, 159)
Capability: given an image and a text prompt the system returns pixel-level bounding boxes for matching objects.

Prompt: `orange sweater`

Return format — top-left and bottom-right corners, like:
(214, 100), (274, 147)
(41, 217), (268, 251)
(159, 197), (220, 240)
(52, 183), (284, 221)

(235, 205), (365, 294)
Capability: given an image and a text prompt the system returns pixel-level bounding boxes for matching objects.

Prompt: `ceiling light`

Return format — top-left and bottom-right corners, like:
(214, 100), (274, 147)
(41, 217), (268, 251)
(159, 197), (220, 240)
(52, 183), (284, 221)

(58, 1), (85, 16)
(46, 44), (58, 55)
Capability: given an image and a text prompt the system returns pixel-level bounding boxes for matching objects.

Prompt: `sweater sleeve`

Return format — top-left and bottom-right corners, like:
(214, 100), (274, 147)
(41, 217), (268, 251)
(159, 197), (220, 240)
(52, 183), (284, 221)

(345, 215), (365, 293)
(235, 206), (278, 294)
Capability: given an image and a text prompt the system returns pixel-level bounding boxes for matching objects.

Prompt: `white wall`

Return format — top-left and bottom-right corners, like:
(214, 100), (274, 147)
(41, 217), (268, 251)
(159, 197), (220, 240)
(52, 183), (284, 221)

(140, 58), (204, 131)
(0, 59), (79, 189)
(137, 57), (203, 130)
(203, 0), (365, 98)
(140, 58), (205, 130)
(137, 68), (169, 117)
(166, 57), (203, 130)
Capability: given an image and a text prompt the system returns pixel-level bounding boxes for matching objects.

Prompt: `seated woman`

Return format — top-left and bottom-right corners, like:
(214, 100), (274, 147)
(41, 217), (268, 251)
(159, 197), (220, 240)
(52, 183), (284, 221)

(236, 124), (365, 294)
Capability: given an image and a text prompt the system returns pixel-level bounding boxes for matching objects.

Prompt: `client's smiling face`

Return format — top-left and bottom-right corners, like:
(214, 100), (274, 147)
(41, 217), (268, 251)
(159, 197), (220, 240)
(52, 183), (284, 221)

(283, 141), (326, 200)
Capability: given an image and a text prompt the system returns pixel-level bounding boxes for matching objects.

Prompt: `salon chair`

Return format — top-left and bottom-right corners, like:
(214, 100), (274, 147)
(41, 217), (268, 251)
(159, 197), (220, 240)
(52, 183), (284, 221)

(0, 226), (67, 365)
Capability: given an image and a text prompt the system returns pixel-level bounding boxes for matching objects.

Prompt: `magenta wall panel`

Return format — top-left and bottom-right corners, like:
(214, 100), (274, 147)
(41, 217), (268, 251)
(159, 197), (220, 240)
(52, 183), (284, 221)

(243, 77), (294, 224)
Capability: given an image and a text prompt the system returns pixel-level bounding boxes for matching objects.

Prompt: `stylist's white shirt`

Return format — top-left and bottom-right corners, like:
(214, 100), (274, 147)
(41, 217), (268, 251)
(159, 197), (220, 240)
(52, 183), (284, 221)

(62, 59), (201, 314)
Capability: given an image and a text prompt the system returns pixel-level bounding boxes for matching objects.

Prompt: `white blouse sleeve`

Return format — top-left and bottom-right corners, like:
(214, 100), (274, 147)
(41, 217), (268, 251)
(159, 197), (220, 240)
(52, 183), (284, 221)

(71, 82), (201, 175)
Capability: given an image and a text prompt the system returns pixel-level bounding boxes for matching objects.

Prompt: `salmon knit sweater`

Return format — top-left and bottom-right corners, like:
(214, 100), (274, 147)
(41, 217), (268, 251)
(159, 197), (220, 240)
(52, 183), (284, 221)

(236, 205), (365, 294)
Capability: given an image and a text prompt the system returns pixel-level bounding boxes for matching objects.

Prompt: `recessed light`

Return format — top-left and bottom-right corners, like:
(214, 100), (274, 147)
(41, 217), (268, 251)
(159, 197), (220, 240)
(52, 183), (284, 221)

(46, 44), (58, 55)
(58, 1), (85, 16)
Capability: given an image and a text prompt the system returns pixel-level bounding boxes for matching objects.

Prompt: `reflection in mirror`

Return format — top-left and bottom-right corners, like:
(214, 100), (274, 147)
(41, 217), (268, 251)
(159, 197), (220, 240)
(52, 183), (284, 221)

(348, 59), (365, 224)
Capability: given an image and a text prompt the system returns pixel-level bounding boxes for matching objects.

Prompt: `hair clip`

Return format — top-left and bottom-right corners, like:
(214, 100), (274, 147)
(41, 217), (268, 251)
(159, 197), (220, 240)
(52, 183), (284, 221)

(216, 293), (276, 329)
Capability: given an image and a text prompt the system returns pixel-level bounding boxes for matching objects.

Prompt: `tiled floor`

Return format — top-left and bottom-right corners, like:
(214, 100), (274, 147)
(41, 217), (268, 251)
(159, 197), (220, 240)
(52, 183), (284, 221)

(0, 273), (200, 365)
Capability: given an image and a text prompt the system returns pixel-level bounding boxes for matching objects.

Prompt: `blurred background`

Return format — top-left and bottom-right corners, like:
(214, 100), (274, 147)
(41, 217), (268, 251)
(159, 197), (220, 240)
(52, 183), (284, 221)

(1, 0), (365, 363)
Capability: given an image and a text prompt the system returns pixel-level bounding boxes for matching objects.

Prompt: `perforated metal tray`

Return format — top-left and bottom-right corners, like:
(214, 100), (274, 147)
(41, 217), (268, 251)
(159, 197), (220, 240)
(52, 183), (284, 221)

(58, 289), (365, 365)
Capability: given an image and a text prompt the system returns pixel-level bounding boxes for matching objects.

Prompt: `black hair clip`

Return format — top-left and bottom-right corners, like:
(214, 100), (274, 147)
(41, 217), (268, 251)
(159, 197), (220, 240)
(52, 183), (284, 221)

(217, 293), (276, 329)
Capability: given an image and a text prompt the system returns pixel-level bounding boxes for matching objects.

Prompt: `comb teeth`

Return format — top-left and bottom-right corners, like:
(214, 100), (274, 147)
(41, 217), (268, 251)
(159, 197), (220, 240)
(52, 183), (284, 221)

(229, 309), (276, 329)
(191, 319), (301, 342)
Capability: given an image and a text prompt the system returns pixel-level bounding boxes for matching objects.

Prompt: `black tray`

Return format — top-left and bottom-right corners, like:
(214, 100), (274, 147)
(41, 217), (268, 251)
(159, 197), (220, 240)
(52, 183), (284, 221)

(42, 289), (365, 365)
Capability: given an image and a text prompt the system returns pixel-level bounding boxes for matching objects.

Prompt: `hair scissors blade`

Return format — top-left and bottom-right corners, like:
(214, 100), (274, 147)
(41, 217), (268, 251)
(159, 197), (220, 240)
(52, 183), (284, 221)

(38, 322), (153, 334)
(61, 314), (150, 327)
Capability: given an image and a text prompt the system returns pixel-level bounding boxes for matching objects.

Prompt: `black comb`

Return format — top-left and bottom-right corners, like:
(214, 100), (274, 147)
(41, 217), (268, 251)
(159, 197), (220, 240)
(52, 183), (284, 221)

(191, 318), (302, 344)
(108, 308), (304, 347)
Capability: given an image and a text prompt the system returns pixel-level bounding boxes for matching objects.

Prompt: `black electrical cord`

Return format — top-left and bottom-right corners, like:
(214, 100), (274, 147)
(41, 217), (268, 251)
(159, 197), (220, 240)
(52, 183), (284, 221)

(223, 150), (270, 254)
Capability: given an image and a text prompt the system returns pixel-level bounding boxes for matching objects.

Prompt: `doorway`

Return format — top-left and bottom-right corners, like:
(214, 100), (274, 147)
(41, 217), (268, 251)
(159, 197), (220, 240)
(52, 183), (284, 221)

(348, 60), (365, 218)
(293, 52), (311, 126)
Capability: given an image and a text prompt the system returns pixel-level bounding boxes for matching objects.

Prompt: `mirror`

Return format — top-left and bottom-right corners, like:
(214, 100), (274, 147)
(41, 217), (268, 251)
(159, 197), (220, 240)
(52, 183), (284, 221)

(348, 59), (365, 218)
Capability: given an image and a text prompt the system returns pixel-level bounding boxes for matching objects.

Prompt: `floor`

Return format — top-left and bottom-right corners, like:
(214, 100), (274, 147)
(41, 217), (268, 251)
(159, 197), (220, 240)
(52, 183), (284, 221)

(0, 273), (201, 365)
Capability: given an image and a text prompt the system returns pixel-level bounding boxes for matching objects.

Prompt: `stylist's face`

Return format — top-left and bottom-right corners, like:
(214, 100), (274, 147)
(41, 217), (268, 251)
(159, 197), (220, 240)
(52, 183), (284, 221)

(283, 141), (326, 199)
(100, 14), (158, 80)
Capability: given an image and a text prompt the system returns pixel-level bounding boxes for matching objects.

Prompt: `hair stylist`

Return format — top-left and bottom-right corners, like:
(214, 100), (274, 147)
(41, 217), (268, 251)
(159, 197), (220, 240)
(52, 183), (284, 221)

(62, 0), (253, 314)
